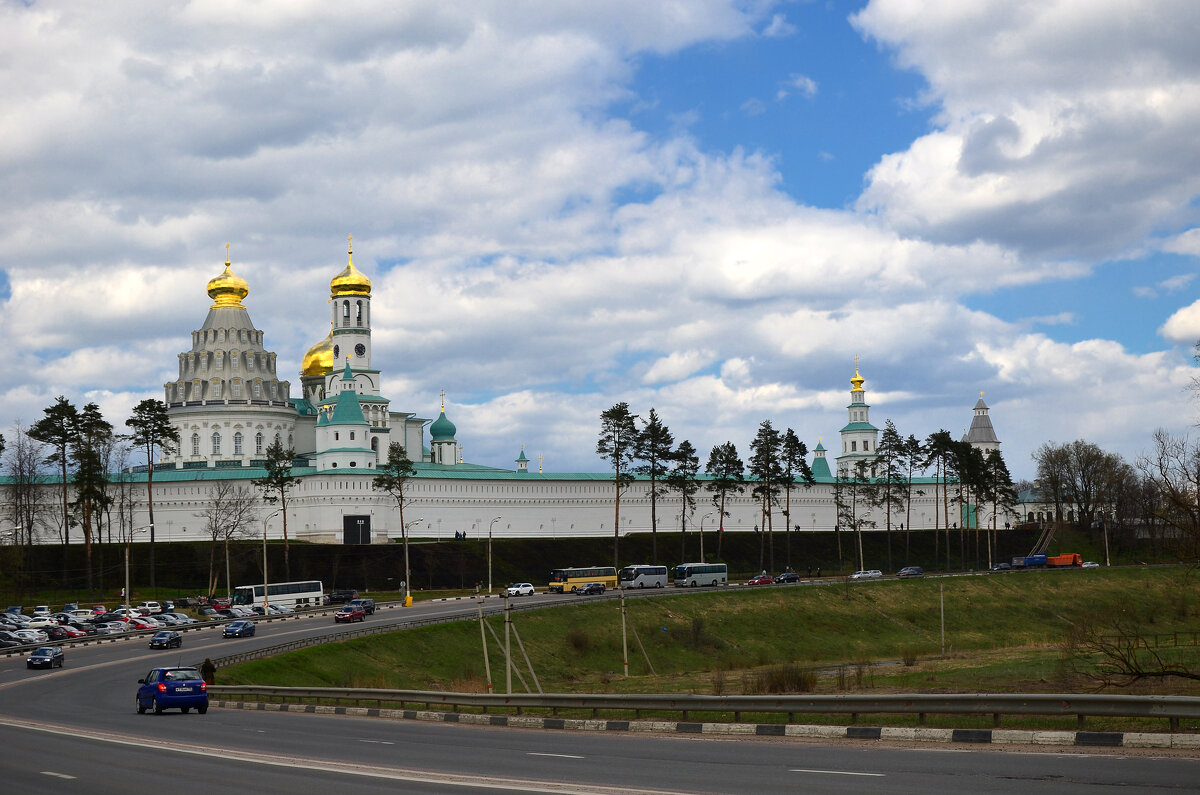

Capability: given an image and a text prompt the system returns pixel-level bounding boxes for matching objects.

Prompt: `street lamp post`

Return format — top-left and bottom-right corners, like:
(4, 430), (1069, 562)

(125, 525), (152, 619)
(488, 516), (502, 594)
(262, 509), (281, 612)
(699, 513), (712, 561)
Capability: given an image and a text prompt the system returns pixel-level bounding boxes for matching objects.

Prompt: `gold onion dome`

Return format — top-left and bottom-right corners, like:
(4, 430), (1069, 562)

(207, 245), (249, 308)
(330, 235), (372, 297)
(850, 367), (865, 391)
(301, 331), (334, 377)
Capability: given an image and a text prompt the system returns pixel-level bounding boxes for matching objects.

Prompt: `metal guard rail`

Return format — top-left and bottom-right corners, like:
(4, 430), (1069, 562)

(208, 686), (1200, 724)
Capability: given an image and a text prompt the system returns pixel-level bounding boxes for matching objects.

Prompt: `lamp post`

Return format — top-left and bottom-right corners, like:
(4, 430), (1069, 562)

(403, 517), (423, 600)
(699, 513), (712, 561)
(125, 525), (152, 620)
(488, 516), (502, 594)
(262, 509), (281, 612)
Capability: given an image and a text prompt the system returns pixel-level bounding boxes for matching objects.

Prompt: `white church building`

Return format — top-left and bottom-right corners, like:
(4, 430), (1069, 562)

(87, 246), (1014, 544)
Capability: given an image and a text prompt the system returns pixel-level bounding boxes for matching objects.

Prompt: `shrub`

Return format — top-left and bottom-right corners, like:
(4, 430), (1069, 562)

(743, 663), (816, 694)
(565, 628), (590, 653)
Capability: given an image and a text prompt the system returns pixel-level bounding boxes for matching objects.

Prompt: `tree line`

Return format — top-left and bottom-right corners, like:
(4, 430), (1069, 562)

(597, 405), (1021, 574)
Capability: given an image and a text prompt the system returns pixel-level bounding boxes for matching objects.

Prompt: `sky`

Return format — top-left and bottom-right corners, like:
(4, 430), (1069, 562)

(2, 0), (1199, 482)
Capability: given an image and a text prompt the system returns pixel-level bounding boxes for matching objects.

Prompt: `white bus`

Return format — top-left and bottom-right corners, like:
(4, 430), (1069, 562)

(673, 562), (728, 588)
(618, 565), (668, 589)
(232, 580), (324, 609)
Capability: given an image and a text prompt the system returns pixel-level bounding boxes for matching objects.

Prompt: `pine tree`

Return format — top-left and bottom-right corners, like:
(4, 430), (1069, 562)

(748, 420), (783, 572)
(125, 398), (180, 592)
(779, 429), (813, 570)
(665, 439), (699, 561)
(254, 440), (298, 581)
(597, 403), (638, 568)
(634, 408), (674, 564)
(704, 441), (744, 560)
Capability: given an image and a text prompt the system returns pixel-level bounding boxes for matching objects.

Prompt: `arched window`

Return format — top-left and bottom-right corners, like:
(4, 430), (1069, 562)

(275, 433), (282, 448)
(211, 379), (221, 399)
(255, 432), (264, 455)
(234, 432), (243, 455)
(212, 432), (222, 455)
(851, 441), (857, 451)
(356, 300), (363, 326)
(191, 433), (200, 456)
(342, 300), (350, 325)
(863, 441), (869, 451)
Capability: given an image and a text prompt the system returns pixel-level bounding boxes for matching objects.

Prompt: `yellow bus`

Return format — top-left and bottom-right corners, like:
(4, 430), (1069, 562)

(548, 566), (618, 593)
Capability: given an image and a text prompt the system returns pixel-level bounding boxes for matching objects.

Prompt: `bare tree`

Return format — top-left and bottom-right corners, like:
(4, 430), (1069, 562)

(1136, 429), (1200, 556)
(1063, 611), (1200, 688)
(196, 481), (259, 599)
(5, 421), (46, 546)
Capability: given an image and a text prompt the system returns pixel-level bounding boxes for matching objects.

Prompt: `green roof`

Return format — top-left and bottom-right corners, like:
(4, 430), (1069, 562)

(839, 421), (878, 432)
(328, 385), (368, 426)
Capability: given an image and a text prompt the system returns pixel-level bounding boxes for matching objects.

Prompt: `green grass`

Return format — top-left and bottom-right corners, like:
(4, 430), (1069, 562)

(221, 566), (1200, 703)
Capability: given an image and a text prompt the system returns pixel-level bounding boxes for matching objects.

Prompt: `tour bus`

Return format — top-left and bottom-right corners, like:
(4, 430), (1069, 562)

(232, 580), (324, 610)
(548, 566), (618, 593)
(618, 565), (669, 589)
(672, 562), (728, 588)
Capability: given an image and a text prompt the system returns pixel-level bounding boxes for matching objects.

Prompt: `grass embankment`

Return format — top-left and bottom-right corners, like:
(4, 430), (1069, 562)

(224, 566), (1200, 702)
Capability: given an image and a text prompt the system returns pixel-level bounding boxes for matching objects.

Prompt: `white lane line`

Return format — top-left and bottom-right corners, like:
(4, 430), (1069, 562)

(2, 716), (672, 795)
(528, 752), (585, 759)
(41, 771), (77, 779)
(360, 739), (395, 745)
(790, 768), (885, 777)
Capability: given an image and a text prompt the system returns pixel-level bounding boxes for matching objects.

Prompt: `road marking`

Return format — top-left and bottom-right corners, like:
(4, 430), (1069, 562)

(528, 752), (585, 759)
(2, 715), (676, 794)
(790, 768), (884, 777)
(360, 739), (395, 745)
(41, 771), (76, 779)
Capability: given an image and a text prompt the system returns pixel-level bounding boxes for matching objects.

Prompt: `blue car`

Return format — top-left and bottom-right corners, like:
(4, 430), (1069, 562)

(223, 620), (255, 638)
(136, 667), (208, 714)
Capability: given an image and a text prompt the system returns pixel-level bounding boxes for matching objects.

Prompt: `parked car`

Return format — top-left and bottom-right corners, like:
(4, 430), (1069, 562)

(897, 566), (924, 578)
(26, 617), (60, 629)
(136, 667), (208, 714)
(62, 602), (79, 612)
(0, 631), (26, 646)
(334, 605), (365, 623)
(576, 582), (606, 595)
(4, 606), (22, 614)
(42, 626), (75, 642)
(128, 617), (160, 631)
(223, 620), (255, 638)
(91, 605), (108, 615)
(849, 570), (883, 580)
(14, 629), (47, 644)
(1082, 561), (1101, 569)
(32, 605), (51, 616)
(746, 573), (774, 586)
(774, 572), (800, 584)
(991, 562), (1012, 571)
(505, 583), (535, 597)
(26, 646), (64, 669)
(149, 631), (183, 649)
(197, 606), (218, 617)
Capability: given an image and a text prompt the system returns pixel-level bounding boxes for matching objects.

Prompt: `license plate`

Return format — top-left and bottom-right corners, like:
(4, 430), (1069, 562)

(175, 687), (192, 692)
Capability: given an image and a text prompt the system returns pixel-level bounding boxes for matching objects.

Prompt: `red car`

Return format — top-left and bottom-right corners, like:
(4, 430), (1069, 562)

(334, 605), (365, 623)
(746, 574), (773, 586)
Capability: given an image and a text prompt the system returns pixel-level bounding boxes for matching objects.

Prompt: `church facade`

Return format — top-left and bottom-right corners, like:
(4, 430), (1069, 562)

(92, 246), (1017, 545)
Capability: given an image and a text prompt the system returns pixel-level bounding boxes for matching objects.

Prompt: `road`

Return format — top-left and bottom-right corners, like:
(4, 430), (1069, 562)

(1, 593), (1197, 793)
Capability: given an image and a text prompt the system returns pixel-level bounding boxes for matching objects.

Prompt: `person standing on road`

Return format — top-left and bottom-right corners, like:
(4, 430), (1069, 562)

(200, 657), (216, 685)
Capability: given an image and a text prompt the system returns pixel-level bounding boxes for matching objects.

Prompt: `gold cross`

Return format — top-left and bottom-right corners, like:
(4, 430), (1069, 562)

(225, 242), (230, 264)
(347, 233), (353, 254)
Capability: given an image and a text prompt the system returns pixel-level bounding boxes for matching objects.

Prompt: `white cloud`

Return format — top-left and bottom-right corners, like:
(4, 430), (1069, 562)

(1161, 301), (1200, 344)
(762, 13), (796, 38)
(777, 73), (818, 101)
(852, 0), (1200, 260)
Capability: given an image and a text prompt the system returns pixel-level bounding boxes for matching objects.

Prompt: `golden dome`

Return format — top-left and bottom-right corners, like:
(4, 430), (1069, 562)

(850, 363), (865, 392)
(301, 330), (334, 377)
(207, 244), (249, 308)
(330, 235), (371, 297)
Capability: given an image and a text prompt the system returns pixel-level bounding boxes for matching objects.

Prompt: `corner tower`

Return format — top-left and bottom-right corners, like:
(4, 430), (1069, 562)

(963, 393), (1000, 453)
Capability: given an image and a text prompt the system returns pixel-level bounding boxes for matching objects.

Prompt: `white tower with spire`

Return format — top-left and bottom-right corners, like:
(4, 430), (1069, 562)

(836, 359), (879, 475)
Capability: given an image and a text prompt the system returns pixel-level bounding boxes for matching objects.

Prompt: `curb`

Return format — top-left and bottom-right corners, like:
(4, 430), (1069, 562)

(210, 700), (1200, 749)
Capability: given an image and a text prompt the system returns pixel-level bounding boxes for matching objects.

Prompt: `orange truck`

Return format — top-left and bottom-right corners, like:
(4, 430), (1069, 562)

(1046, 553), (1082, 567)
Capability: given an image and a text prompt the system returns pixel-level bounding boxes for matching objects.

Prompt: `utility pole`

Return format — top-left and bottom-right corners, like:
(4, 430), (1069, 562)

(476, 593), (492, 693)
(621, 589), (629, 678)
(504, 593), (512, 694)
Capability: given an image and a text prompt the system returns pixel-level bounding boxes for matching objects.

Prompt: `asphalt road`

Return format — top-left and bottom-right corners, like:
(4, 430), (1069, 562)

(1, 593), (1198, 793)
